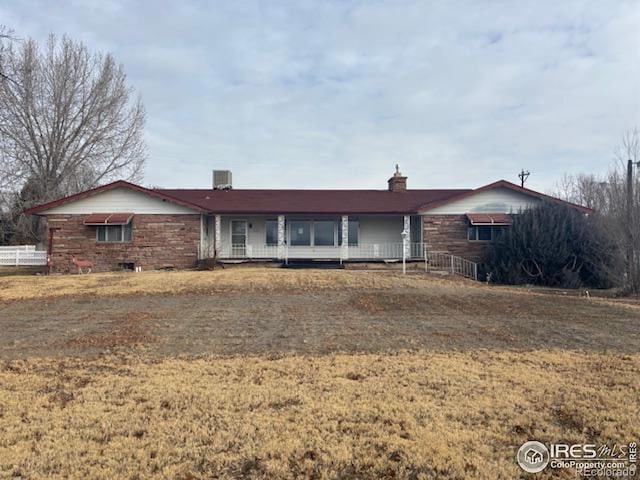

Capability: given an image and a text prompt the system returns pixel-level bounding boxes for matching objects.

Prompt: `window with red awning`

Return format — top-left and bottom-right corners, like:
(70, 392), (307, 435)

(466, 213), (512, 226)
(83, 213), (134, 225)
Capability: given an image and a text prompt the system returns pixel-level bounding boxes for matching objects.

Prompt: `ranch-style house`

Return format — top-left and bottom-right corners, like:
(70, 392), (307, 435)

(25, 168), (589, 273)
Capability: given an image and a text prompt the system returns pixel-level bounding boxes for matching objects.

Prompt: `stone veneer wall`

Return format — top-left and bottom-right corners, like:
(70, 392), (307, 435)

(46, 214), (200, 273)
(422, 214), (491, 263)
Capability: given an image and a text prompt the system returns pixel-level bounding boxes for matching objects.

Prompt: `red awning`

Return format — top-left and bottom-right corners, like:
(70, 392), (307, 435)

(83, 213), (134, 225)
(466, 213), (512, 226)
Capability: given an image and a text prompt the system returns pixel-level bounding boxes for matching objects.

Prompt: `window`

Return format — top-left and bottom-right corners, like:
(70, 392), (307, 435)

(410, 216), (422, 243)
(265, 220), (278, 246)
(338, 220), (359, 246)
(290, 220), (311, 246)
(97, 223), (132, 243)
(478, 226), (492, 241)
(314, 221), (335, 246)
(467, 225), (504, 242)
(107, 225), (122, 242)
(123, 223), (133, 242)
(231, 220), (247, 246)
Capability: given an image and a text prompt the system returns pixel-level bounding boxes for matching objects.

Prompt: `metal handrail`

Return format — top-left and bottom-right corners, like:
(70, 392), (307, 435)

(424, 249), (478, 281)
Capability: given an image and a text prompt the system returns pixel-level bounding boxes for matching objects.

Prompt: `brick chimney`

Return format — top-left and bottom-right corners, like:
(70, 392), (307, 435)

(388, 164), (407, 192)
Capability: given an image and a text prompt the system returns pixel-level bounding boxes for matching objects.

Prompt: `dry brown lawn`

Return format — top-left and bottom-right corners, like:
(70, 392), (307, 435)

(1, 352), (638, 480)
(0, 269), (639, 479)
(0, 268), (478, 302)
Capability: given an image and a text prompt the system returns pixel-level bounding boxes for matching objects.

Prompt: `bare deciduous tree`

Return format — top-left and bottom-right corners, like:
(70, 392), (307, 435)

(0, 34), (147, 244)
(0, 25), (16, 83)
(554, 128), (640, 294)
(554, 173), (609, 211)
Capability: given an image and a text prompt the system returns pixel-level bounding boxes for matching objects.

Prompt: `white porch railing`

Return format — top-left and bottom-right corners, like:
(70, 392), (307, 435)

(348, 243), (426, 260)
(198, 241), (478, 280)
(0, 247), (48, 266)
(212, 243), (426, 261)
(231, 244), (280, 259)
(425, 251), (478, 281)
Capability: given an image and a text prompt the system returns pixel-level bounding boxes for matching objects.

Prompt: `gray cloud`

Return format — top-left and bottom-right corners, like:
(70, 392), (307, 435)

(2, 0), (639, 191)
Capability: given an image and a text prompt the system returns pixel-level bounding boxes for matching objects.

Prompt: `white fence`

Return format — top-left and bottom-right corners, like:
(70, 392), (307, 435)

(0, 245), (36, 251)
(0, 246), (48, 266)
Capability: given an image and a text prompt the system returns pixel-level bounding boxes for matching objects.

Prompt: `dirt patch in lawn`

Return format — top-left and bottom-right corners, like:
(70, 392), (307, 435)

(1, 286), (638, 358)
(63, 312), (158, 350)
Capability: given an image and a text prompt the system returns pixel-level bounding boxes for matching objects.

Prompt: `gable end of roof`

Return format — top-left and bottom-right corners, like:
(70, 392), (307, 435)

(417, 179), (592, 213)
(24, 180), (208, 215)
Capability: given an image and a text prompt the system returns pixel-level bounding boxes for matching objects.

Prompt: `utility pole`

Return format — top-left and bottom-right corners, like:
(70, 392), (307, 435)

(628, 159), (634, 231)
(627, 159), (639, 289)
(518, 169), (530, 188)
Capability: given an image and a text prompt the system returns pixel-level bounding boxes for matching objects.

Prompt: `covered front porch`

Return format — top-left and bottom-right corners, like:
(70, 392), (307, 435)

(199, 214), (424, 262)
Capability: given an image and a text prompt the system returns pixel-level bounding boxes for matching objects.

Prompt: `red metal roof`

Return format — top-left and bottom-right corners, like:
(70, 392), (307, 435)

(25, 178), (592, 216)
(83, 213), (134, 225)
(466, 213), (513, 225)
(155, 188), (471, 214)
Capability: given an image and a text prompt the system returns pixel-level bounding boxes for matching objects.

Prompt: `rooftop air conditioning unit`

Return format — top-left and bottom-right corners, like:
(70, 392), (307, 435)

(213, 170), (232, 190)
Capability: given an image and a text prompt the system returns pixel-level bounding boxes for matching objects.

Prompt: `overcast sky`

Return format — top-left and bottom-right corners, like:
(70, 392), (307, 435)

(2, 0), (639, 191)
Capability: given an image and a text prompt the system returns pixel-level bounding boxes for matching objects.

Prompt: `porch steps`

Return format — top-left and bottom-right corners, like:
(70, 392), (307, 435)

(281, 260), (345, 269)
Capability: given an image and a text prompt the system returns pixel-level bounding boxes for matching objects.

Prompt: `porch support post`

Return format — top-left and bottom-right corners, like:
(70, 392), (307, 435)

(402, 215), (411, 274)
(341, 215), (349, 263)
(199, 215), (204, 260)
(277, 215), (285, 260)
(214, 215), (222, 257)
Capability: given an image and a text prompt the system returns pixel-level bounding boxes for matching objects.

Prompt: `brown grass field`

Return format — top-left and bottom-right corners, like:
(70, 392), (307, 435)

(0, 268), (467, 302)
(0, 269), (639, 479)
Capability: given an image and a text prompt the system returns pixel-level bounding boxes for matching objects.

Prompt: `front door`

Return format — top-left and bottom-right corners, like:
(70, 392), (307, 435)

(231, 220), (247, 257)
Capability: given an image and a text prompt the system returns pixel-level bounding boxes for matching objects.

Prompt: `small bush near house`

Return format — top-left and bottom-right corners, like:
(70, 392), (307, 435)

(486, 202), (621, 288)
